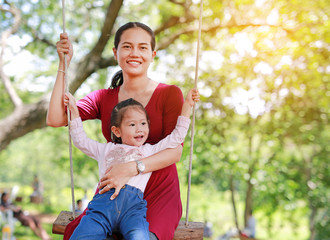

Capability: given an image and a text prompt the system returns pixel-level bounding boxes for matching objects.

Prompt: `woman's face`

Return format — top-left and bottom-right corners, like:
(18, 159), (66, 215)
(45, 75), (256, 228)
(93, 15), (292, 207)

(113, 27), (156, 78)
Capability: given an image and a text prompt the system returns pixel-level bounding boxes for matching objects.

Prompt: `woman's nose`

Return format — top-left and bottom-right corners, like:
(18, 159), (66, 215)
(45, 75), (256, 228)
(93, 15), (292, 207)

(129, 47), (139, 56)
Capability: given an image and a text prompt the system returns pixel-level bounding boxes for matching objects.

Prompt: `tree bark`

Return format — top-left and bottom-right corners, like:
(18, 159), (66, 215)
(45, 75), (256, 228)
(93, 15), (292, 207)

(0, 97), (49, 151)
(229, 173), (241, 232)
(309, 206), (317, 240)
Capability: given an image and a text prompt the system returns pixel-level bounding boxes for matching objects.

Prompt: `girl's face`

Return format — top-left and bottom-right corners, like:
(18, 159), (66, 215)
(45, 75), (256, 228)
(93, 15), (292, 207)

(111, 107), (149, 146)
(113, 27), (156, 78)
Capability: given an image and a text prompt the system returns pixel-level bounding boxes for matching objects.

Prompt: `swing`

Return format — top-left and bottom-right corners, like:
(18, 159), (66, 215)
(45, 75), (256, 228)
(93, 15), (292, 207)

(52, 1), (204, 239)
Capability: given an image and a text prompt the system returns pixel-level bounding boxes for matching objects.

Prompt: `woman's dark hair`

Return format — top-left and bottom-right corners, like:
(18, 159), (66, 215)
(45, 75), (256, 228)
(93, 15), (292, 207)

(110, 22), (156, 89)
(110, 98), (150, 144)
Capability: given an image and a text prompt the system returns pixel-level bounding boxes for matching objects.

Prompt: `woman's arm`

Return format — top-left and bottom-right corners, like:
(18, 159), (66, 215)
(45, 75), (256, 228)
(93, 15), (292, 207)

(98, 145), (182, 198)
(46, 33), (73, 127)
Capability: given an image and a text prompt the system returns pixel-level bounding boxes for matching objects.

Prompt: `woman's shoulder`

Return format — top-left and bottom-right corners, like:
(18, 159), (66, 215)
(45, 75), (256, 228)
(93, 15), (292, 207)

(147, 83), (183, 111)
(156, 82), (181, 91)
(84, 88), (119, 101)
(89, 87), (118, 95)
(155, 83), (183, 98)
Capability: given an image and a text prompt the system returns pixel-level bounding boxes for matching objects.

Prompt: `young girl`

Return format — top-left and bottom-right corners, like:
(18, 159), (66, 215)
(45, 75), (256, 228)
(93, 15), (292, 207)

(65, 89), (199, 240)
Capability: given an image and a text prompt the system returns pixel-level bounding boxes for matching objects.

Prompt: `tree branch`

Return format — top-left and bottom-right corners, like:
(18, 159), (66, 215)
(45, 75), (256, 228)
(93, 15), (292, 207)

(0, 3), (23, 107)
(29, 28), (56, 48)
(154, 0), (194, 35)
(69, 0), (124, 93)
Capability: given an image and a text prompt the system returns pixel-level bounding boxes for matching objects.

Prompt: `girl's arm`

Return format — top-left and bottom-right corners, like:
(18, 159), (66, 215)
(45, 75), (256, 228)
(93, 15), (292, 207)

(98, 146), (182, 198)
(46, 33), (73, 127)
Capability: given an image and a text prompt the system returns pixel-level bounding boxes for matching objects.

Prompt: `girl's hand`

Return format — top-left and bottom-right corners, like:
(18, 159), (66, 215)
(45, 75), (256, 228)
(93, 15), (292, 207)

(56, 33), (73, 65)
(186, 88), (200, 107)
(64, 93), (79, 119)
(98, 162), (136, 200)
(181, 88), (200, 117)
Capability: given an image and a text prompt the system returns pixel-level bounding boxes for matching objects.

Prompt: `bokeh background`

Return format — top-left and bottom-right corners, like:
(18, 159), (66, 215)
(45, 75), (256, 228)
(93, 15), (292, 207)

(0, 0), (329, 239)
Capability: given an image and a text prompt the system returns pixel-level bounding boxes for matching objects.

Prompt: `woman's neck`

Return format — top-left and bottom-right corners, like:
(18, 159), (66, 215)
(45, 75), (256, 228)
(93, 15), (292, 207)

(121, 71), (152, 93)
(119, 75), (158, 107)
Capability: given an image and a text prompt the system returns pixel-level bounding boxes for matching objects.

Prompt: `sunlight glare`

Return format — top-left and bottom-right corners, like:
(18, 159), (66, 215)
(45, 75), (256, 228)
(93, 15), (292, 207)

(275, 56), (292, 70)
(201, 51), (224, 70)
(234, 32), (254, 57)
(254, 61), (273, 75)
(223, 86), (266, 118)
(275, 77), (283, 86)
(255, 0), (267, 7)
(267, 9), (279, 25)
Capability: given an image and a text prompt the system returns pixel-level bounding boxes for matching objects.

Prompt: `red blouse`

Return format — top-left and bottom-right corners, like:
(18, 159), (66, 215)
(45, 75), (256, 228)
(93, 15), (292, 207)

(64, 83), (184, 240)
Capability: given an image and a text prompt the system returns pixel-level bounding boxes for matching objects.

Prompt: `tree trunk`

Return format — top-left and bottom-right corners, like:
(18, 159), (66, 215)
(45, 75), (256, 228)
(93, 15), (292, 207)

(244, 117), (254, 227)
(0, 97), (49, 151)
(304, 148), (318, 240)
(309, 206), (317, 240)
(229, 173), (240, 233)
(244, 176), (253, 227)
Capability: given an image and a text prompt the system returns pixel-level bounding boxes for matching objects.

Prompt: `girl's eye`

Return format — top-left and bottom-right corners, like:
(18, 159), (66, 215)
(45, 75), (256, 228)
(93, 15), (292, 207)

(142, 122), (147, 126)
(129, 123), (135, 127)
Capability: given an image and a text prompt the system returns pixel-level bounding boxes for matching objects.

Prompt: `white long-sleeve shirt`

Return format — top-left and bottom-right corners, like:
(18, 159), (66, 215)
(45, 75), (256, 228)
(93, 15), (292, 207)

(70, 116), (190, 193)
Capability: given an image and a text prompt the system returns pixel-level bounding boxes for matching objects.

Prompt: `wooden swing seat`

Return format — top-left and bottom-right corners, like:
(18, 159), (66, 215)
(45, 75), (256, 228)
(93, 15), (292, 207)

(53, 211), (204, 239)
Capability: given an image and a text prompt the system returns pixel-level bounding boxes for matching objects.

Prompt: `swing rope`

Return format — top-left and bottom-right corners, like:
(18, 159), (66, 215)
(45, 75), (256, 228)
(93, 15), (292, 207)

(61, 0), (76, 219)
(185, 0), (203, 226)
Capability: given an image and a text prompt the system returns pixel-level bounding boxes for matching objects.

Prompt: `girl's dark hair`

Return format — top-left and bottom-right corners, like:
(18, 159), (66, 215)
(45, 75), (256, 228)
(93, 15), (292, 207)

(110, 98), (150, 144)
(110, 22), (156, 89)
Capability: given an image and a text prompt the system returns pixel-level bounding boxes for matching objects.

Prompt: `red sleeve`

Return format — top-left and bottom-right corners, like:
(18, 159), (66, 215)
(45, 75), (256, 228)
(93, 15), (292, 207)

(76, 89), (106, 121)
(162, 85), (184, 137)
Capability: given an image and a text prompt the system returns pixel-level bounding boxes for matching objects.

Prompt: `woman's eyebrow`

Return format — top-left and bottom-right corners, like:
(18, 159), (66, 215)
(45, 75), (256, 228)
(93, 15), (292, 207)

(121, 41), (150, 46)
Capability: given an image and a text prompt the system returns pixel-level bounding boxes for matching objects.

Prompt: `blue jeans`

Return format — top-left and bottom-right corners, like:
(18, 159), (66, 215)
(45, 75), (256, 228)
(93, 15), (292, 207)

(70, 185), (149, 240)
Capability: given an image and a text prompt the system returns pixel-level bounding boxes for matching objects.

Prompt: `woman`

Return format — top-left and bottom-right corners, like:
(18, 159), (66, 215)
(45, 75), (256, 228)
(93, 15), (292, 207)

(47, 22), (184, 240)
